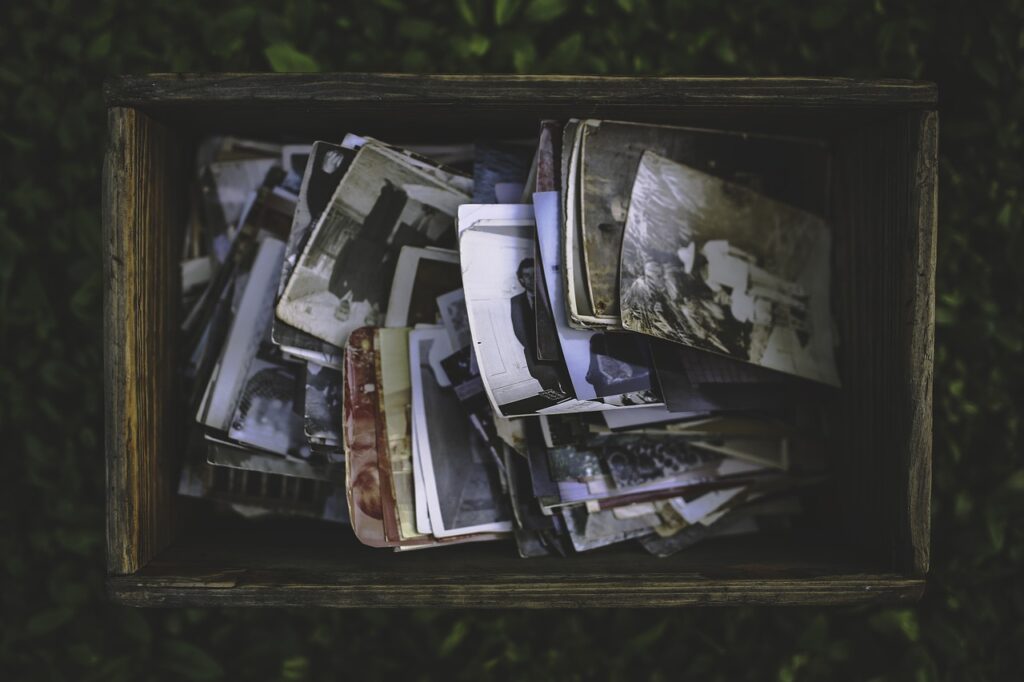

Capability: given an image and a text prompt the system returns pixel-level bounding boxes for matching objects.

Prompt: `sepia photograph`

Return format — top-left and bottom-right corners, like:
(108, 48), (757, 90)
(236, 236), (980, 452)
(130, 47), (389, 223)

(277, 143), (470, 348)
(383, 246), (461, 328)
(619, 152), (841, 386)
(342, 327), (389, 548)
(376, 327), (422, 542)
(578, 119), (830, 319)
(409, 327), (513, 537)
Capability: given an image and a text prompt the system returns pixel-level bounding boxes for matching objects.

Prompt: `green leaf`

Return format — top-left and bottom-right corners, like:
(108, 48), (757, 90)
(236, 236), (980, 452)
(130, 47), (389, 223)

(439, 621), (468, 657)
(525, 0), (570, 23)
(160, 640), (225, 681)
(495, 0), (523, 26)
(264, 42), (319, 73)
(455, 0), (479, 26)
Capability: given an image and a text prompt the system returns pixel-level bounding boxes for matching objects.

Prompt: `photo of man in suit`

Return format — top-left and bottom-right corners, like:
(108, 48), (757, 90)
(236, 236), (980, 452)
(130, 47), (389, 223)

(510, 258), (568, 397)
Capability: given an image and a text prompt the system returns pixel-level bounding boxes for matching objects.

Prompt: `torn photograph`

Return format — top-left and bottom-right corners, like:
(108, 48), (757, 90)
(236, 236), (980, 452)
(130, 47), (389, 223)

(619, 152), (840, 386)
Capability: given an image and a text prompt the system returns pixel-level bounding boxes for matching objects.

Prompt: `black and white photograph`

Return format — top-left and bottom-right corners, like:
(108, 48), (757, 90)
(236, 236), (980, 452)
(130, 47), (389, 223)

(597, 436), (722, 489)
(206, 436), (327, 481)
(577, 119), (830, 319)
(303, 362), (342, 445)
(460, 204), (607, 417)
(535, 191), (661, 402)
(436, 288), (471, 350)
(409, 327), (513, 537)
(276, 142), (470, 348)
(619, 152), (841, 386)
(197, 237), (286, 435)
(272, 141), (357, 364)
(383, 246), (461, 327)
(206, 157), (278, 260)
(227, 352), (309, 459)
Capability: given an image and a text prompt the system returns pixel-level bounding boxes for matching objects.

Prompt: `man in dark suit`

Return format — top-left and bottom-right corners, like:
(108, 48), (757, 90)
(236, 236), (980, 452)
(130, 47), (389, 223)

(510, 258), (565, 395)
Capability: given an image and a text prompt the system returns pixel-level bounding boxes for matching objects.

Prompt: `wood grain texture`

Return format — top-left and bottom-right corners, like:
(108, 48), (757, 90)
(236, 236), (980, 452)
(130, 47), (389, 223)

(904, 111), (937, 575)
(106, 74), (937, 108)
(102, 75), (938, 141)
(106, 523), (924, 607)
(103, 107), (186, 575)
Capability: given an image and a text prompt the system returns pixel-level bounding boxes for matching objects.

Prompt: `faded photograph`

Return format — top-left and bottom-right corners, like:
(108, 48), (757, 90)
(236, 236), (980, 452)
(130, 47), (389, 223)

(460, 215), (579, 416)
(437, 288), (472, 350)
(578, 119), (830, 319)
(303, 362), (342, 445)
(228, 354), (309, 460)
(619, 152), (840, 386)
(277, 143), (470, 347)
(410, 328), (512, 537)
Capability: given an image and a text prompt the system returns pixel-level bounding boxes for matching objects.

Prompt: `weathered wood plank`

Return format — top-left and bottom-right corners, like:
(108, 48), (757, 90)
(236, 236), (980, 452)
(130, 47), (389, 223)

(103, 107), (185, 575)
(105, 74), (937, 109)
(903, 110), (937, 576)
(108, 573), (925, 608)
(106, 522), (924, 607)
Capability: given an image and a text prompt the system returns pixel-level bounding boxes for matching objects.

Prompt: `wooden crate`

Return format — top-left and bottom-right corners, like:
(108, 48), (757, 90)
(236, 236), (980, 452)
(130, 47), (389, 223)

(103, 74), (936, 607)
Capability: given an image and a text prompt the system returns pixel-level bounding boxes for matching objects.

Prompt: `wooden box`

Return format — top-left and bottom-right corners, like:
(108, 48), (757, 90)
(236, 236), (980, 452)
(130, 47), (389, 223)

(103, 74), (936, 607)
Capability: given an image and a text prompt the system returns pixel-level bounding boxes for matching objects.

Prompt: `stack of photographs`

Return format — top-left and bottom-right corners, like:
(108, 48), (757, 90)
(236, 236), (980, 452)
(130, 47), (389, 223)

(177, 119), (842, 557)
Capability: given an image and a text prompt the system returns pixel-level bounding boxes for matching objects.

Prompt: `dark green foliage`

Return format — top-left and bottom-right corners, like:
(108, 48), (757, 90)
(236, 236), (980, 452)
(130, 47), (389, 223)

(1, 0), (1022, 679)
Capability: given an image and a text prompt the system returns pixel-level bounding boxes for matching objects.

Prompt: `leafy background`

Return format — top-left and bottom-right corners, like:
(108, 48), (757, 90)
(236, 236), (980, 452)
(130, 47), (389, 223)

(1, 0), (1022, 679)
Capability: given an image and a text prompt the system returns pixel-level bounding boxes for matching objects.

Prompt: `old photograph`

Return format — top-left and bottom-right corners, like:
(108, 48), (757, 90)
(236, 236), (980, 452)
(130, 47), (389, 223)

(459, 204), (589, 417)
(437, 288), (472, 350)
(376, 327), (422, 542)
(409, 327), (513, 537)
(303, 362), (342, 445)
(227, 353), (309, 460)
(578, 119), (830, 319)
(272, 142), (356, 361)
(197, 237), (285, 435)
(620, 152), (841, 386)
(343, 327), (389, 547)
(650, 341), (795, 414)
(383, 246), (461, 328)
(534, 191), (660, 401)
(277, 142), (470, 347)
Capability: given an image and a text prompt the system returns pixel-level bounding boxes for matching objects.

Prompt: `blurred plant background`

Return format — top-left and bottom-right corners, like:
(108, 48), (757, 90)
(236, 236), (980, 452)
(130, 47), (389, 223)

(1, 0), (1022, 679)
